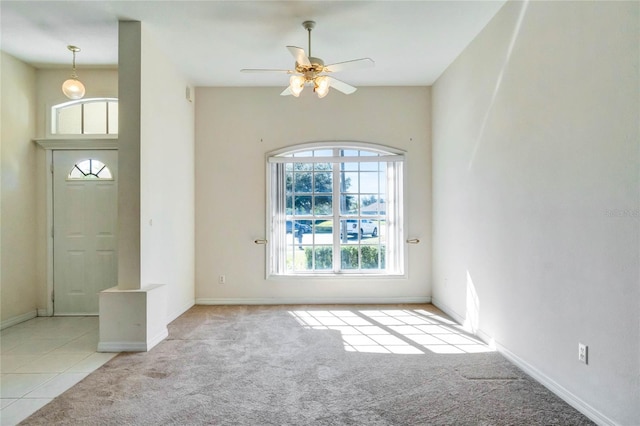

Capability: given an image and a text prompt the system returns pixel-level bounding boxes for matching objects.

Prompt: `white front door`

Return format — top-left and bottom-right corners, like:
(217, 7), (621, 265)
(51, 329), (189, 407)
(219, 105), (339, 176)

(53, 150), (118, 315)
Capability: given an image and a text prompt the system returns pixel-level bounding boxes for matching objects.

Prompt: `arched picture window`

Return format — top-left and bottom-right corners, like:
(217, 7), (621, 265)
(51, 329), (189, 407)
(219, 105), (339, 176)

(51, 98), (118, 135)
(267, 142), (405, 277)
(68, 159), (113, 180)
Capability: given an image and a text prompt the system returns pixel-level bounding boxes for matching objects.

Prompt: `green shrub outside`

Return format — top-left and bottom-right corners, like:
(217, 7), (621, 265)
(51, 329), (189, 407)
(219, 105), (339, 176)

(305, 246), (385, 270)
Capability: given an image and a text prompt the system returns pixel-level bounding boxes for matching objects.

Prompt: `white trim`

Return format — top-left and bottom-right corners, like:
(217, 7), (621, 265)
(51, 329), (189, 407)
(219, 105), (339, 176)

(37, 308), (49, 317)
(1, 310), (37, 330)
(269, 155), (404, 164)
(268, 140), (406, 158)
(196, 297), (431, 305)
(497, 343), (617, 426)
(45, 149), (54, 316)
(431, 297), (465, 323)
(147, 328), (169, 351)
(431, 298), (617, 426)
(166, 299), (195, 324)
(97, 328), (168, 353)
(35, 138), (118, 150)
(97, 342), (146, 353)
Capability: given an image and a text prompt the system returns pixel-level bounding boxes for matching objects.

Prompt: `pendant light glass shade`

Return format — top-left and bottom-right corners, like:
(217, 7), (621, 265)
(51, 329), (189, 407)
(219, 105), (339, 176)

(62, 78), (86, 99)
(63, 45), (85, 100)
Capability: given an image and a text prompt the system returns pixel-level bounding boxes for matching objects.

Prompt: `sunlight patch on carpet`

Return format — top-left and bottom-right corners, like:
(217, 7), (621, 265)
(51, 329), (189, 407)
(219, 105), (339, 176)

(288, 308), (495, 355)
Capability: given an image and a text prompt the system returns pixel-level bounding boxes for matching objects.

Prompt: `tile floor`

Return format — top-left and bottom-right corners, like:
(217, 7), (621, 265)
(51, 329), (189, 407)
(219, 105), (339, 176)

(0, 316), (118, 426)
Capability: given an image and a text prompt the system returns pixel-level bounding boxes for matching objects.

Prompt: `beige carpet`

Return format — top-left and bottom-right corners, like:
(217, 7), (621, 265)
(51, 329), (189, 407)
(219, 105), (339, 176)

(22, 304), (594, 425)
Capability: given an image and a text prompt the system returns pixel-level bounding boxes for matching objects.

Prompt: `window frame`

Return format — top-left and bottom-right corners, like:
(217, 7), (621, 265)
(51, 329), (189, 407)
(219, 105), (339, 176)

(50, 97), (118, 136)
(266, 141), (407, 279)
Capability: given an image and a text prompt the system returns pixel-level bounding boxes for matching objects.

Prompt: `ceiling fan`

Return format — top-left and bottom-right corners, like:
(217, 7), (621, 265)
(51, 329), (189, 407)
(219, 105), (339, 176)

(241, 20), (374, 98)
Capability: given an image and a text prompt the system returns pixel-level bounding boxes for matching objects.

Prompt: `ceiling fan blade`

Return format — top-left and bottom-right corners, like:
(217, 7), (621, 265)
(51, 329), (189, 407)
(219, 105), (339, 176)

(280, 86), (293, 96)
(241, 69), (294, 73)
(327, 76), (357, 95)
(324, 58), (375, 73)
(286, 46), (311, 66)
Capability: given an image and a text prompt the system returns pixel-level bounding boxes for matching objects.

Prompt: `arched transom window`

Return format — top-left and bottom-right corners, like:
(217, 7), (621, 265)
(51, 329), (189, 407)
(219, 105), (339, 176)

(68, 159), (113, 180)
(268, 142), (405, 276)
(51, 98), (118, 135)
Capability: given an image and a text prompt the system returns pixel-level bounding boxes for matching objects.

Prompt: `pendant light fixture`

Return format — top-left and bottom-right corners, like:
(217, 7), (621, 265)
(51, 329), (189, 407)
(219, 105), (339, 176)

(62, 45), (86, 100)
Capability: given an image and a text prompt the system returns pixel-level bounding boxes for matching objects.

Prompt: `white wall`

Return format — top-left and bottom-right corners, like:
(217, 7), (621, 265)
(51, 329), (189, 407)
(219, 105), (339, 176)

(432, 1), (639, 424)
(140, 26), (195, 322)
(0, 52), (38, 325)
(195, 87), (431, 303)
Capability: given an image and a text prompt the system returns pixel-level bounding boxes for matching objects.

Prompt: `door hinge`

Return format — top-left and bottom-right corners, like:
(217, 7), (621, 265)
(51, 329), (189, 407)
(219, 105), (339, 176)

(51, 226), (54, 238)
(51, 289), (55, 302)
(50, 163), (54, 174)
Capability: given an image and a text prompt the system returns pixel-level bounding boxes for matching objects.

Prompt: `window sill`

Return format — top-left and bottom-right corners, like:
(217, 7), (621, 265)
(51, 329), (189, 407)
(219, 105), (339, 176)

(34, 137), (118, 150)
(268, 273), (407, 280)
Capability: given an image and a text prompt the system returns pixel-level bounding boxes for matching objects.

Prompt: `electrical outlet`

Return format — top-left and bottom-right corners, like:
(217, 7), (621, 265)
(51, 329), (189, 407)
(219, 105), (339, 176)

(218, 275), (226, 284)
(578, 343), (588, 364)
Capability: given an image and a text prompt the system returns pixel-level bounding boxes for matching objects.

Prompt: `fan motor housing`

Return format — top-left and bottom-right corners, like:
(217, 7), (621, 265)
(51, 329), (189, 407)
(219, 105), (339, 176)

(296, 57), (325, 75)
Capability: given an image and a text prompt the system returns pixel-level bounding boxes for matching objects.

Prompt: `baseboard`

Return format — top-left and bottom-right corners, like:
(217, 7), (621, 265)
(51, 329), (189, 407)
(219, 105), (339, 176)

(167, 299), (195, 324)
(431, 297), (464, 323)
(432, 298), (617, 426)
(431, 297), (494, 345)
(97, 328), (168, 353)
(37, 308), (50, 317)
(496, 343), (617, 426)
(147, 328), (169, 351)
(1, 310), (37, 330)
(97, 341), (148, 353)
(196, 296), (431, 305)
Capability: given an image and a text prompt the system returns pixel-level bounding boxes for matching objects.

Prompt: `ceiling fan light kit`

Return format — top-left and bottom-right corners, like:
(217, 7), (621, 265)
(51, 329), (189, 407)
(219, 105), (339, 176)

(62, 45), (86, 100)
(241, 20), (374, 99)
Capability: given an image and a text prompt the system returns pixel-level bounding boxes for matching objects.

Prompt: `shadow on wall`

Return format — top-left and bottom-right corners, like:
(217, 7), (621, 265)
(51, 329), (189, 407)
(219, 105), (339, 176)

(468, 0), (531, 171)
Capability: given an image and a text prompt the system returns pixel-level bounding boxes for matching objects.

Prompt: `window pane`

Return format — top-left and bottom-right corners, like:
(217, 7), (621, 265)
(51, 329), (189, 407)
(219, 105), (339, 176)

(314, 172), (332, 192)
(57, 104), (82, 134)
(340, 195), (358, 215)
(314, 220), (333, 235)
(96, 167), (112, 179)
(341, 246), (359, 269)
(361, 196), (378, 214)
(84, 102), (107, 134)
(108, 102), (118, 134)
(342, 172), (358, 193)
(286, 172), (293, 193)
(342, 162), (358, 171)
(294, 171), (312, 192)
(293, 150), (313, 157)
(294, 196), (312, 214)
(360, 162), (379, 171)
(361, 245), (382, 269)
(314, 162), (331, 171)
(314, 196), (332, 215)
(313, 149), (332, 157)
(360, 172), (379, 193)
(313, 246), (333, 270)
(341, 149), (358, 157)
(69, 167), (84, 179)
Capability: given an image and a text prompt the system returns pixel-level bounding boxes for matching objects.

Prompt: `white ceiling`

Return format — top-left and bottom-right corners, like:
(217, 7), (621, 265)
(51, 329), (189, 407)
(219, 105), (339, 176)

(0, 1), (506, 87)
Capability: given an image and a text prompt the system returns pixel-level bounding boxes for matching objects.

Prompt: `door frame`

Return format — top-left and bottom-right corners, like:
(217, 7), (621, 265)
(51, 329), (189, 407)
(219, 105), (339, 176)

(35, 138), (118, 316)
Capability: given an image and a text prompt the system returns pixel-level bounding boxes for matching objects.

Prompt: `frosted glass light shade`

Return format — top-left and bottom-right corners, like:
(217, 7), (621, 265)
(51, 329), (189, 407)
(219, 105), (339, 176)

(315, 76), (330, 98)
(62, 78), (85, 100)
(289, 75), (305, 97)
